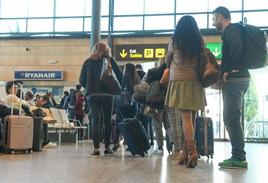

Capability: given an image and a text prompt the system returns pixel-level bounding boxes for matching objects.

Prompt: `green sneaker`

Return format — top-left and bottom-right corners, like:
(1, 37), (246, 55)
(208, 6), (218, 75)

(218, 158), (248, 169)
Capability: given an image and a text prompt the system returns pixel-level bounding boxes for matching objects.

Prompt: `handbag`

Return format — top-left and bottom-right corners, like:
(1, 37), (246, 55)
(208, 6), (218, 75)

(100, 58), (121, 95)
(198, 48), (220, 88)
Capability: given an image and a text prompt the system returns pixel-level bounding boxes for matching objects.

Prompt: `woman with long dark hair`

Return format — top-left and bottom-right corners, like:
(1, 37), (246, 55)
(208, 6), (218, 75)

(122, 63), (140, 94)
(165, 15), (206, 168)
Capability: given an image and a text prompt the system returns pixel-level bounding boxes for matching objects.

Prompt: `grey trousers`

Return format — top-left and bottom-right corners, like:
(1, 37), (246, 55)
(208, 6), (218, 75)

(151, 109), (172, 148)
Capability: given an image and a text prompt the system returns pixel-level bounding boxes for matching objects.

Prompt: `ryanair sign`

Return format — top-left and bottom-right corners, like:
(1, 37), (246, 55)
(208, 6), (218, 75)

(115, 44), (168, 61)
(14, 71), (63, 80)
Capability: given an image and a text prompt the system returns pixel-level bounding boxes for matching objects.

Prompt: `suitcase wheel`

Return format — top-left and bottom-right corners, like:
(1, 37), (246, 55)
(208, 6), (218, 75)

(140, 152), (145, 157)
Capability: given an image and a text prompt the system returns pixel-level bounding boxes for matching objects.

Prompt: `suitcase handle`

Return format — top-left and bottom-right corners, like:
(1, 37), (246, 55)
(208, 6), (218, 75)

(10, 80), (23, 116)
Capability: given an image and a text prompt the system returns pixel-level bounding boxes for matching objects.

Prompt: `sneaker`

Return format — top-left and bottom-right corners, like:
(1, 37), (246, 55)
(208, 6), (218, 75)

(43, 142), (57, 148)
(218, 158), (248, 169)
(104, 148), (113, 155)
(90, 150), (100, 156)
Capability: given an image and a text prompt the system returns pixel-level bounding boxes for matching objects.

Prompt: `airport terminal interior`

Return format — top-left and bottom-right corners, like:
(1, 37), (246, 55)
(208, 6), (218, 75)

(0, 0), (268, 183)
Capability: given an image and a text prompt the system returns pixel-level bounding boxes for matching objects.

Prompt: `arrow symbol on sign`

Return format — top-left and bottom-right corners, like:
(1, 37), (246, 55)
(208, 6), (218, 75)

(120, 49), (127, 58)
(212, 48), (221, 57)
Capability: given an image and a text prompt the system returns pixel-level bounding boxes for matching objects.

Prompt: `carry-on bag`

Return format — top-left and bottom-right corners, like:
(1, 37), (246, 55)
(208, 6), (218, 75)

(195, 116), (214, 158)
(32, 116), (43, 152)
(118, 117), (150, 157)
(3, 81), (34, 153)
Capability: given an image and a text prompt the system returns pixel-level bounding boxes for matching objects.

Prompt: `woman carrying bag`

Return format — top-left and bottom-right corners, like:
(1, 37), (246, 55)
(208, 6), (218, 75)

(79, 41), (123, 156)
(165, 16), (206, 168)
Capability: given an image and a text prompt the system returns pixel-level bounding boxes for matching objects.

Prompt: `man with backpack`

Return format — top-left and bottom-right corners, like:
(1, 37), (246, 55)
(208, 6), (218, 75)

(212, 6), (252, 169)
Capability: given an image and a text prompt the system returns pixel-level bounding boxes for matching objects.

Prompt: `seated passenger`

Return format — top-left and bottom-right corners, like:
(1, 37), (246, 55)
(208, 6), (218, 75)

(40, 94), (57, 148)
(4, 81), (30, 115)
(24, 91), (35, 106)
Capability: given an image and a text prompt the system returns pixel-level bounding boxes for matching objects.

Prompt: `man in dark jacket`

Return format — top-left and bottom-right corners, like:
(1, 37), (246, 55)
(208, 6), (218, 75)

(135, 64), (146, 80)
(213, 6), (250, 169)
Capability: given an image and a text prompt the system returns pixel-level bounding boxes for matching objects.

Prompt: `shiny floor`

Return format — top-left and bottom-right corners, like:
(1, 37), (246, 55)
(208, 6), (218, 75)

(0, 141), (267, 183)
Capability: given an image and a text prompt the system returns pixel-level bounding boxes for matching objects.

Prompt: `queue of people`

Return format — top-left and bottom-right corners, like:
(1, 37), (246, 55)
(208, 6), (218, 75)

(77, 6), (250, 170)
(0, 6), (250, 170)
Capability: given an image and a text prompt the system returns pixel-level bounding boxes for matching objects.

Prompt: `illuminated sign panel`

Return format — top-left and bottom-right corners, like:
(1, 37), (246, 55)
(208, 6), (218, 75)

(115, 44), (168, 61)
(15, 71), (63, 80)
(205, 42), (222, 60)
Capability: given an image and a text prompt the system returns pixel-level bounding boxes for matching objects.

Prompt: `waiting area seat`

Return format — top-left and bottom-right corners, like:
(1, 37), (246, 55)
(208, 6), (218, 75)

(48, 108), (86, 143)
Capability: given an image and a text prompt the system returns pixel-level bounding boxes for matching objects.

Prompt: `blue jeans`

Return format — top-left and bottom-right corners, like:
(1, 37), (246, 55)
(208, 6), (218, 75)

(222, 77), (250, 161)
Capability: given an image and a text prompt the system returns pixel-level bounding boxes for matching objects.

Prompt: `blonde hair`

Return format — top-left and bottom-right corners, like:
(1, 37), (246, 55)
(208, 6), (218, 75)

(89, 41), (111, 60)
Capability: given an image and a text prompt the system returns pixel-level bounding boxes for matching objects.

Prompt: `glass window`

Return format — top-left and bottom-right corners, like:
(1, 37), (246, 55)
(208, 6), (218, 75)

(55, 18), (83, 32)
(0, 19), (26, 33)
(101, 0), (110, 16)
(84, 17), (108, 32)
(144, 15), (174, 30)
(28, 0), (54, 17)
(56, 0), (86, 17)
(176, 0), (208, 13)
(101, 17), (109, 32)
(145, 0), (174, 14)
(84, 0), (92, 16)
(245, 67), (268, 140)
(176, 14), (208, 29)
(27, 19), (53, 32)
(114, 0), (144, 15)
(244, 0), (268, 10)
(84, 18), (92, 31)
(84, 0), (108, 16)
(208, 0), (242, 11)
(0, 0), (28, 18)
(244, 12), (268, 27)
(114, 17), (143, 31)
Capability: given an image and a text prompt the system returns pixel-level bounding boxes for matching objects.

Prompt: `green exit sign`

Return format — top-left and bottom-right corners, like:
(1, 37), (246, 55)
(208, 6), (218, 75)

(205, 42), (222, 60)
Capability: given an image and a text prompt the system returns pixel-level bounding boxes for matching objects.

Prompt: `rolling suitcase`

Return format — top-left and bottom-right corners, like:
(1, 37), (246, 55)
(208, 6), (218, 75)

(118, 117), (150, 157)
(3, 81), (34, 153)
(195, 116), (214, 158)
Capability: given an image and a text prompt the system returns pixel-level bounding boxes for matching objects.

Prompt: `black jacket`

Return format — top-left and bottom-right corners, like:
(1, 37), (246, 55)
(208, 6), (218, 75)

(145, 63), (166, 84)
(79, 57), (123, 96)
(221, 24), (250, 78)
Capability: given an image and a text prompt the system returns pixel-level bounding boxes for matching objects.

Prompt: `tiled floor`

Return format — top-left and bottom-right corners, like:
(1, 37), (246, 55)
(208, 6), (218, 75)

(0, 141), (267, 183)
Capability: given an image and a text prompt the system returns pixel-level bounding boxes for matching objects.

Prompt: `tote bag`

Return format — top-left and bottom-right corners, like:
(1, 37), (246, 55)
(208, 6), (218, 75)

(100, 58), (121, 95)
(198, 48), (220, 88)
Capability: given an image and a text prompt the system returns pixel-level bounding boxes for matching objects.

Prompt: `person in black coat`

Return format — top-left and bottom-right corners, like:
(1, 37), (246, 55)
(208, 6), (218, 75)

(79, 41), (123, 156)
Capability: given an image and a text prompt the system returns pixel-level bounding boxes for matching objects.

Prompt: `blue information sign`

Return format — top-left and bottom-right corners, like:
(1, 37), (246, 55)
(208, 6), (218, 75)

(14, 71), (63, 80)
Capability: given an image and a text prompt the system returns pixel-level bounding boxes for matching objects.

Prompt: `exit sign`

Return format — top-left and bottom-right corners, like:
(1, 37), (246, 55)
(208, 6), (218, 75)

(205, 42), (222, 60)
(115, 44), (168, 62)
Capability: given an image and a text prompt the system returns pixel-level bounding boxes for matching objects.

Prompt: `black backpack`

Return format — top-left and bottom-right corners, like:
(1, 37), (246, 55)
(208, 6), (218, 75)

(236, 23), (267, 69)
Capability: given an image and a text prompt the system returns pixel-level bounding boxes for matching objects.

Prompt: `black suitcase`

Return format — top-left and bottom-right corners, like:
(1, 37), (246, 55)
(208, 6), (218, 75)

(118, 118), (150, 157)
(32, 117), (43, 152)
(195, 116), (214, 158)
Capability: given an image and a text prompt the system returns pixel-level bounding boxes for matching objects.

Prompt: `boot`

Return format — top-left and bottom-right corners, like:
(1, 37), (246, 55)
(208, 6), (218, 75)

(177, 142), (188, 165)
(186, 141), (198, 168)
